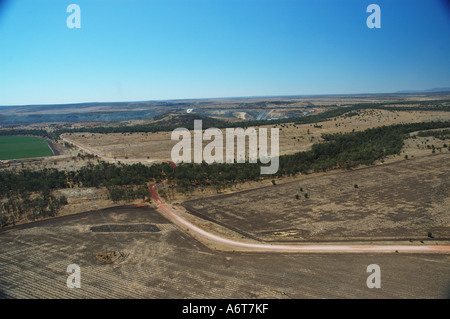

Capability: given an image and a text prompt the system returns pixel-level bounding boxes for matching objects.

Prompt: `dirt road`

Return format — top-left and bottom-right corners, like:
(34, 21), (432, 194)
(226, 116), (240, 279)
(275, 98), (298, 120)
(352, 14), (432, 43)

(149, 184), (450, 254)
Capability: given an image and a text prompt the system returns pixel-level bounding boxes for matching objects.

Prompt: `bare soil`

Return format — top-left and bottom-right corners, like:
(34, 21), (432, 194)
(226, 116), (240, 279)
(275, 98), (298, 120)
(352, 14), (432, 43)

(182, 153), (450, 243)
(0, 205), (448, 298)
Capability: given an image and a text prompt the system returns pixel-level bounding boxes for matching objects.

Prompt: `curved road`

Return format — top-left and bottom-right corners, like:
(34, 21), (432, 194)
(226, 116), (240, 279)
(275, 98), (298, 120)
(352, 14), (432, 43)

(150, 184), (450, 254)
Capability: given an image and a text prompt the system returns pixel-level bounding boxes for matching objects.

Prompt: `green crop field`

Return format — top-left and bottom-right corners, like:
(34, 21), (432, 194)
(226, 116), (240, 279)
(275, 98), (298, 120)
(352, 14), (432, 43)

(0, 136), (53, 160)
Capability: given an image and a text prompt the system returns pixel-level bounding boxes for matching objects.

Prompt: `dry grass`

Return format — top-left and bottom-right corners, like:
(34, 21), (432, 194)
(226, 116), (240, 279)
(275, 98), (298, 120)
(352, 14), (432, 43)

(63, 110), (449, 162)
(181, 153), (450, 243)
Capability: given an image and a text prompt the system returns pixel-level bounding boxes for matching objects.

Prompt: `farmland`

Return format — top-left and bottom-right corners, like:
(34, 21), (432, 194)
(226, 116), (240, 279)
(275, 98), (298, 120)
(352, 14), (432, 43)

(0, 205), (448, 299)
(0, 94), (449, 299)
(0, 136), (53, 160)
(181, 153), (450, 244)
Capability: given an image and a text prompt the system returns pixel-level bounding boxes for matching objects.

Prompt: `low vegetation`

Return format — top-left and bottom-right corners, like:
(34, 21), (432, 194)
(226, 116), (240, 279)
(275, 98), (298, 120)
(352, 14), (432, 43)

(413, 129), (450, 140)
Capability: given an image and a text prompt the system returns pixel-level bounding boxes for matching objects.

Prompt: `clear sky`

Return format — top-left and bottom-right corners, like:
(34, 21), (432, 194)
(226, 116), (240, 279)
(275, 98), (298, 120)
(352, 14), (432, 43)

(0, 0), (449, 106)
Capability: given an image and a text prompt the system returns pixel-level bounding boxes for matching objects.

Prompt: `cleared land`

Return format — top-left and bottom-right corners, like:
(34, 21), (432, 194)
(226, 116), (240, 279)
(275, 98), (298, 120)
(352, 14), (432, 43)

(182, 153), (450, 243)
(62, 110), (449, 162)
(0, 205), (448, 298)
(0, 136), (53, 160)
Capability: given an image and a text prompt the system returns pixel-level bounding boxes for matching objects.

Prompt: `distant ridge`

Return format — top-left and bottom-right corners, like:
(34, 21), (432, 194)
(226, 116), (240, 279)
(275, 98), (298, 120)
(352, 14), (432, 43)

(395, 87), (450, 94)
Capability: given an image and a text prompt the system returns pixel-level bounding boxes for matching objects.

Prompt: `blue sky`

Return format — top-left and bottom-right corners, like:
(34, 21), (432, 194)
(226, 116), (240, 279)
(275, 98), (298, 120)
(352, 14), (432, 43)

(0, 0), (449, 105)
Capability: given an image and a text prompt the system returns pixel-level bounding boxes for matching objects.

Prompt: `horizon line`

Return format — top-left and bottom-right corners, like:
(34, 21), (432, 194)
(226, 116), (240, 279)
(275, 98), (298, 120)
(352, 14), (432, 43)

(1, 89), (450, 108)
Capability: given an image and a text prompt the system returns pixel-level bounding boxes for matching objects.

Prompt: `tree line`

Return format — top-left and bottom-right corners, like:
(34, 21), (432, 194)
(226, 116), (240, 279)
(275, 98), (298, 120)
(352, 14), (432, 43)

(0, 190), (68, 227)
(414, 129), (450, 140)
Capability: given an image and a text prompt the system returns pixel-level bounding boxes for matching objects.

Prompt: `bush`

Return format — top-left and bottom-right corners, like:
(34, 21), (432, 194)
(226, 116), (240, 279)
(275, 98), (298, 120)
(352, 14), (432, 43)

(58, 196), (68, 205)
